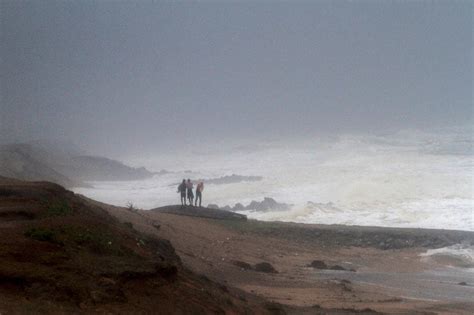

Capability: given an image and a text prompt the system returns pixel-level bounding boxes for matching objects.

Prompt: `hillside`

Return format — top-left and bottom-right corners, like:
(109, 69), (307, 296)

(0, 144), (82, 188)
(0, 177), (285, 314)
(0, 143), (154, 187)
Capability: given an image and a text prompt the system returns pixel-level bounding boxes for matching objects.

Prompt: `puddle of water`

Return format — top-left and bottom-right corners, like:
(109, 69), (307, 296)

(310, 268), (474, 302)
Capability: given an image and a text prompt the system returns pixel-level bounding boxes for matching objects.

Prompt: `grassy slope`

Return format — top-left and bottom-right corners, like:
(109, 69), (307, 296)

(0, 177), (283, 314)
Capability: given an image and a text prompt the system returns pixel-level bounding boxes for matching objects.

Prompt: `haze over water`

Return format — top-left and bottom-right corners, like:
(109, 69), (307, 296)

(75, 125), (473, 231)
(2, 2), (472, 231)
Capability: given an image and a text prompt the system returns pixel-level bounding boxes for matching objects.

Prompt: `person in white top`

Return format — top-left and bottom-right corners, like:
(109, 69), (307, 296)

(186, 179), (194, 206)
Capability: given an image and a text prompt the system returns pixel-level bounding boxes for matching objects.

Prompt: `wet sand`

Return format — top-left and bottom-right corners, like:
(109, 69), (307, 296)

(313, 268), (474, 303)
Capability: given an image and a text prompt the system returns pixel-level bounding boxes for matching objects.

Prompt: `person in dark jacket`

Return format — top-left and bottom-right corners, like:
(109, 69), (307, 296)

(177, 179), (187, 206)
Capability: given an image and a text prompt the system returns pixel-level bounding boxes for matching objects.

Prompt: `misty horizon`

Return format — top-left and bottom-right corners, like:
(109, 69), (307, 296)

(1, 1), (472, 157)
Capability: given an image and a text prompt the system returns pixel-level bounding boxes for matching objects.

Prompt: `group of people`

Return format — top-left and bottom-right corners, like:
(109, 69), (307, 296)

(177, 179), (204, 207)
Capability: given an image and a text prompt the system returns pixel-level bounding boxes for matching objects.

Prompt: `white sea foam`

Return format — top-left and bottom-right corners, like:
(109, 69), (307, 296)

(74, 126), (474, 231)
(421, 244), (474, 269)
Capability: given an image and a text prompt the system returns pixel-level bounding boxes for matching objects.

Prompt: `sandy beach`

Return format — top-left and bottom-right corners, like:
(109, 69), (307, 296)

(103, 204), (474, 314)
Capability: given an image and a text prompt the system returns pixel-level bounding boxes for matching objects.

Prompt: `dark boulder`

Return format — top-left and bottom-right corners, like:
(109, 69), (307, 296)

(254, 262), (278, 273)
(308, 260), (328, 269)
(244, 197), (291, 211)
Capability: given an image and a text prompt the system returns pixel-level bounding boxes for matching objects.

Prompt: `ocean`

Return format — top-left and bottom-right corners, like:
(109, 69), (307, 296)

(74, 126), (473, 232)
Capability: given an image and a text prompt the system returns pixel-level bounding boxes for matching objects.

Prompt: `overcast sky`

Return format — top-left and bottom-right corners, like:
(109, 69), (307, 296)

(1, 1), (472, 155)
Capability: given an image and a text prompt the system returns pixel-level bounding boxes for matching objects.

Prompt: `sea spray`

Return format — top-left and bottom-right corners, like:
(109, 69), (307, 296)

(74, 127), (474, 231)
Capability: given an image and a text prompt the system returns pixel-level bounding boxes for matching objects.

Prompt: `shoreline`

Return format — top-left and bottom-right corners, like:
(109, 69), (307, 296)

(105, 204), (474, 314)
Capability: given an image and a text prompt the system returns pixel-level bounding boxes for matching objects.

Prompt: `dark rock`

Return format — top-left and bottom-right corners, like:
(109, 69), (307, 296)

(207, 204), (220, 209)
(458, 281), (467, 286)
(254, 262), (278, 273)
(329, 265), (346, 271)
(246, 201), (261, 210)
(244, 197), (291, 211)
(233, 203), (245, 211)
(221, 205), (232, 211)
(308, 260), (328, 269)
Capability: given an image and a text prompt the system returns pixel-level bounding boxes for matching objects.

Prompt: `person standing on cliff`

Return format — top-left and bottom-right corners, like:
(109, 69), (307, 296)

(186, 179), (194, 206)
(195, 181), (204, 207)
(177, 179), (187, 206)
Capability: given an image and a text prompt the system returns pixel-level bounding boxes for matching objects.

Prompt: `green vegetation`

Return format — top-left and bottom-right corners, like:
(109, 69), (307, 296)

(43, 199), (73, 217)
(24, 227), (56, 242)
(123, 221), (134, 230)
(59, 225), (128, 256)
(25, 224), (134, 256)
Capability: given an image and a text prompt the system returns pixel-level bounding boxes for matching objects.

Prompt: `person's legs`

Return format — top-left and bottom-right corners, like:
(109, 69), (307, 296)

(196, 192), (201, 207)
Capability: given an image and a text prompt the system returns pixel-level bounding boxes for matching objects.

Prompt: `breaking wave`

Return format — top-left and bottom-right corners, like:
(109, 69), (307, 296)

(74, 126), (473, 231)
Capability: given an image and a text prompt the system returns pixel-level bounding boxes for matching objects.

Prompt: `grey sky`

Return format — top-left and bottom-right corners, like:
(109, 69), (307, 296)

(1, 1), (472, 155)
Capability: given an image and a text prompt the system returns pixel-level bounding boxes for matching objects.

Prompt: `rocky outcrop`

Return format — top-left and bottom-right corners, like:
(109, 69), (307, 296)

(307, 260), (355, 272)
(230, 260), (278, 273)
(67, 155), (154, 181)
(214, 198), (292, 212)
(152, 205), (247, 221)
(245, 197), (291, 211)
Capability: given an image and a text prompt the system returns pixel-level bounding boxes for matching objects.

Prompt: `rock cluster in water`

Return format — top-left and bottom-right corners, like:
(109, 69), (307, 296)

(199, 174), (263, 185)
(208, 197), (291, 212)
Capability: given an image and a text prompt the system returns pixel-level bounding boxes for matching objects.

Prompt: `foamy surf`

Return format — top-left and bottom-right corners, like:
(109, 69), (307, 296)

(74, 127), (473, 232)
(421, 244), (474, 270)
